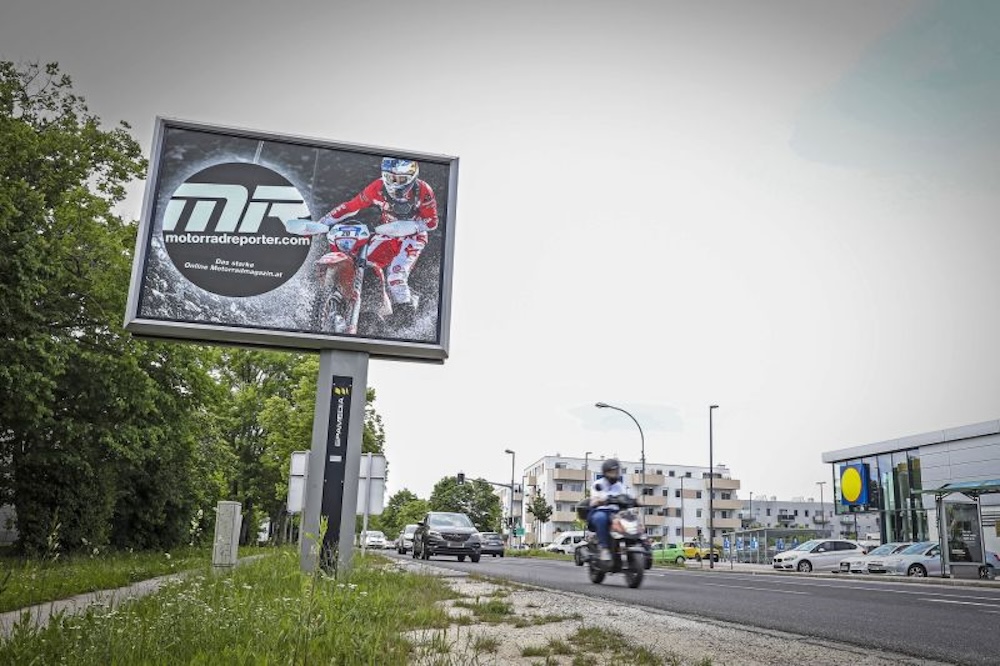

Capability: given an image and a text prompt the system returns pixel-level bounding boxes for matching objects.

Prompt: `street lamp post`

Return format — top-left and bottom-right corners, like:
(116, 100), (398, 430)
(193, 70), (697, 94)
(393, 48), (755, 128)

(816, 481), (827, 536)
(584, 451), (593, 498)
(680, 476), (686, 541)
(594, 402), (646, 490)
(748, 491), (754, 528)
(708, 404), (719, 569)
(504, 449), (515, 547)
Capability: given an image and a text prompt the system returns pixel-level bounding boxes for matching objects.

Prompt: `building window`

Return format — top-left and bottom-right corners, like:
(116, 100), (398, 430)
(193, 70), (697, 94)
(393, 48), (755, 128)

(804, 510), (809, 517)
(696, 509), (703, 518)
(721, 511), (730, 519)
(554, 462), (567, 469)
(675, 527), (682, 536)
(794, 510), (799, 516)
(766, 509), (772, 516)
(556, 483), (563, 491)
(721, 492), (731, 500)
(662, 489), (669, 497)
(643, 487), (654, 496)
(674, 490), (681, 498)
(656, 469), (663, 475)
(696, 491), (703, 499)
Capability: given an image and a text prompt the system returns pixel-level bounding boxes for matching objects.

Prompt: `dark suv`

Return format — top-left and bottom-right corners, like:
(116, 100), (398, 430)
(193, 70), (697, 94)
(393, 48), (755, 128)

(412, 512), (482, 562)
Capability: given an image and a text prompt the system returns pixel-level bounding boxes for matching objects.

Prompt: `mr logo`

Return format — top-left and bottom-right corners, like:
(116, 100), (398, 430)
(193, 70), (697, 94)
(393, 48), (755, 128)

(160, 163), (314, 298)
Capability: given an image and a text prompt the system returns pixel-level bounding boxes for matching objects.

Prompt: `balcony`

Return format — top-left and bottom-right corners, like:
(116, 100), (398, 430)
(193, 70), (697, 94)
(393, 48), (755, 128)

(642, 515), (666, 526)
(554, 490), (583, 502)
(681, 489), (700, 500)
(777, 513), (795, 523)
(551, 511), (579, 523)
(639, 494), (668, 507)
(552, 468), (585, 481)
(714, 518), (741, 530)
(630, 473), (664, 487)
(812, 515), (830, 525)
(712, 478), (741, 491)
(713, 499), (742, 511)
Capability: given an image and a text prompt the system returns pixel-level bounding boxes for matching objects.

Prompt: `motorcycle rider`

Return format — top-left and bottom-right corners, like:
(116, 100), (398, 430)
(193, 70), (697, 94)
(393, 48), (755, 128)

(317, 158), (438, 322)
(589, 458), (629, 564)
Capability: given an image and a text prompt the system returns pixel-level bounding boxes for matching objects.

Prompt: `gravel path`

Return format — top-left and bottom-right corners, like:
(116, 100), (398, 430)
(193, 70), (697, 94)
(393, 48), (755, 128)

(395, 559), (952, 666)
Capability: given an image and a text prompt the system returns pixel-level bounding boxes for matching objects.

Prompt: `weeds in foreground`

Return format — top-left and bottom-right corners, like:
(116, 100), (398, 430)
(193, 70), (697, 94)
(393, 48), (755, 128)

(0, 549), (458, 665)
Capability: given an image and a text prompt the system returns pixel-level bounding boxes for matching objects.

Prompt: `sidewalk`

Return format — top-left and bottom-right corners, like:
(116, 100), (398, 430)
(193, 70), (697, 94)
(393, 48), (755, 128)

(680, 559), (1000, 588)
(0, 555), (264, 638)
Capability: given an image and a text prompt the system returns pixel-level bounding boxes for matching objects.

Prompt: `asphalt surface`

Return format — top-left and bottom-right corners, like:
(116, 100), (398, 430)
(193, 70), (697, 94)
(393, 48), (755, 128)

(385, 551), (1000, 666)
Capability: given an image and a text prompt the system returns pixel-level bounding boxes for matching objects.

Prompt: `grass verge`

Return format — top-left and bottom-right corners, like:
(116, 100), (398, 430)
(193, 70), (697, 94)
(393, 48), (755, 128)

(504, 549), (574, 561)
(0, 550), (459, 664)
(0, 545), (214, 613)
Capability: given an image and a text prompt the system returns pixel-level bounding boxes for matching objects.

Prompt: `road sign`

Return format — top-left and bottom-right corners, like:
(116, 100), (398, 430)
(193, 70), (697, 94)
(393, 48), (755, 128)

(515, 527), (525, 537)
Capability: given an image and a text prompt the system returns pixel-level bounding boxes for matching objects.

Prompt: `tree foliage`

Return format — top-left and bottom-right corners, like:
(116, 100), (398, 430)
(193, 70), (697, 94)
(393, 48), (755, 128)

(526, 492), (553, 525)
(428, 476), (502, 532)
(0, 62), (391, 554)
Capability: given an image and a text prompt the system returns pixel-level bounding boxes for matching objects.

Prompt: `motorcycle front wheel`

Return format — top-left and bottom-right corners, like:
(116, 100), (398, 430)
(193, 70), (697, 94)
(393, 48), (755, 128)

(588, 562), (605, 584)
(625, 551), (645, 588)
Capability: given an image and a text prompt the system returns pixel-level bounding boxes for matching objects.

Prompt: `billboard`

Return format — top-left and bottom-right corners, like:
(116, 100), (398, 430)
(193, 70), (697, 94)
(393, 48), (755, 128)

(125, 118), (458, 361)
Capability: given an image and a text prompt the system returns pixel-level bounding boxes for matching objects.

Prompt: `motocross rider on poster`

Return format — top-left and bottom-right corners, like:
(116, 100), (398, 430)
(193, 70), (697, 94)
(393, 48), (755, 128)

(318, 158), (438, 327)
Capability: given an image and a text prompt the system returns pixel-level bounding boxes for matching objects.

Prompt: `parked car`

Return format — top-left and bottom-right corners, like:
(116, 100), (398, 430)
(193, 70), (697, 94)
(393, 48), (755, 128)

(546, 531), (586, 554)
(683, 540), (721, 562)
(772, 539), (865, 573)
(412, 512), (482, 562)
(479, 532), (505, 557)
(361, 530), (387, 549)
(839, 542), (912, 574)
(396, 524), (419, 554)
(884, 541), (942, 577)
(652, 542), (688, 565)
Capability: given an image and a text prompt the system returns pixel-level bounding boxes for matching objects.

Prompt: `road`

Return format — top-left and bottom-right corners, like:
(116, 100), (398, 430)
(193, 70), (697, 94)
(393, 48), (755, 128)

(385, 552), (1000, 665)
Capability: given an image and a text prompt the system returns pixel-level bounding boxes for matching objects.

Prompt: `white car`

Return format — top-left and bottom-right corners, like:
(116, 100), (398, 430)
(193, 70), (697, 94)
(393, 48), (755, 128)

(839, 542), (912, 574)
(396, 524), (418, 554)
(545, 531), (586, 554)
(361, 530), (387, 549)
(772, 539), (865, 573)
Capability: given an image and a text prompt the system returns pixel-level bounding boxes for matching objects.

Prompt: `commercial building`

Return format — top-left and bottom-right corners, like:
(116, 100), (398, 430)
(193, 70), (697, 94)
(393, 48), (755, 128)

(512, 455), (741, 544)
(822, 418), (1000, 551)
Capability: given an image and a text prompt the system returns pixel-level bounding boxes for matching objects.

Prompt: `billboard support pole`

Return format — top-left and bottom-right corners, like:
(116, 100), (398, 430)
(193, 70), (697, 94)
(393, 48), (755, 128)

(300, 349), (369, 575)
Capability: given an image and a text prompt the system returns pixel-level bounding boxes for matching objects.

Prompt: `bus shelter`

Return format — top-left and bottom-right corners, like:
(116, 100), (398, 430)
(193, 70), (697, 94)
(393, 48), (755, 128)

(722, 528), (832, 565)
(921, 479), (1000, 580)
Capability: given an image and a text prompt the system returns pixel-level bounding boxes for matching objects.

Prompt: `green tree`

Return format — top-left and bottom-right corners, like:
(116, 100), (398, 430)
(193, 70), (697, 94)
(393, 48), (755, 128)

(428, 476), (502, 532)
(0, 61), (223, 553)
(377, 489), (418, 539)
(526, 492), (553, 542)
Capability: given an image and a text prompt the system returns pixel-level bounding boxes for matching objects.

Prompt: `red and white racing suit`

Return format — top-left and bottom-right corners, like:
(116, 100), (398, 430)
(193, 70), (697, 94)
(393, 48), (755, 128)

(324, 179), (438, 306)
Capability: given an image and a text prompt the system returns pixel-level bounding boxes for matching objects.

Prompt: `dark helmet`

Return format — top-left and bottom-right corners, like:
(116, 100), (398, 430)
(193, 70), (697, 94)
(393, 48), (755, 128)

(601, 458), (621, 478)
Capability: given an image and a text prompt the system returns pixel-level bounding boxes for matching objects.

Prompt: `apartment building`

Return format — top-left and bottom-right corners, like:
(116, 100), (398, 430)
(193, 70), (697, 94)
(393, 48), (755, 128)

(514, 455), (741, 544)
(741, 496), (880, 540)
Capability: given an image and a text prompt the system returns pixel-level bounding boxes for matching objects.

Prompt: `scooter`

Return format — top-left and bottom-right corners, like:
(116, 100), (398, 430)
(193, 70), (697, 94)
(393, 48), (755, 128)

(580, 494), (646, 588)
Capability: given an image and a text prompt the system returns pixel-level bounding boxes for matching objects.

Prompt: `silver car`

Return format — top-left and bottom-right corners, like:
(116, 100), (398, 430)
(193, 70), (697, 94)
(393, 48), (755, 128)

(839, 542), (912, 574)
(773, 539), (866, 573)
(884, 542), (941, 577)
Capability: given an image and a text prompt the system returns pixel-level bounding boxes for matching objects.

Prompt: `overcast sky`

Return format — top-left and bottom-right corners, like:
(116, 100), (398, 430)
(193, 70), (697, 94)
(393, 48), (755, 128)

(4, 0), (999, 502)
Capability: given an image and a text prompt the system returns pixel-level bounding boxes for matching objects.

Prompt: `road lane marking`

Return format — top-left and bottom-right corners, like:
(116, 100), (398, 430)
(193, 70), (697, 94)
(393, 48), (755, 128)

(921, 599), (1000, 609)
(677, 572), (1000, 601)
(700, 582), (809, 595)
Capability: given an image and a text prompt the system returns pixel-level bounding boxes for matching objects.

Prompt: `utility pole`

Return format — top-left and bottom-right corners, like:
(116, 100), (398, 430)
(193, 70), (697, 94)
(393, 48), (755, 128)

(709, 405), (719, 569)
(816, 481), (827, 536)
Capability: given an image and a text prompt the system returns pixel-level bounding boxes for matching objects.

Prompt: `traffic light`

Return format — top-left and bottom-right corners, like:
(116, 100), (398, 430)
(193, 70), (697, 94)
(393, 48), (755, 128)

(457, 472), (465, 485)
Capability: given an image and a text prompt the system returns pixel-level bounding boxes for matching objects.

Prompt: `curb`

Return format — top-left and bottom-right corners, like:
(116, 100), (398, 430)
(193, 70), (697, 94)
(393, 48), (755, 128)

(0, 553), (267, 638)
(678, 562), (1000, 589)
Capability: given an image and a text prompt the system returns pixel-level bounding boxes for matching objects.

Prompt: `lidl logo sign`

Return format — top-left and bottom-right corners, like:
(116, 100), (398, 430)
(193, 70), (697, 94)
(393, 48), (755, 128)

(839, 463), (870, 506)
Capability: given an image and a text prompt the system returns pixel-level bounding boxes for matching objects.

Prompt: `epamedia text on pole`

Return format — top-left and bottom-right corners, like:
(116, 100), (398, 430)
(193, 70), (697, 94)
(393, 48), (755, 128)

(300, 350), (367, 574)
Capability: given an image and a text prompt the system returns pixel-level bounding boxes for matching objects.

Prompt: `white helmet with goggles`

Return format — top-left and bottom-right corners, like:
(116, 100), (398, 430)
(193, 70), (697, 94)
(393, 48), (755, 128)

(381, 158), (418, 199)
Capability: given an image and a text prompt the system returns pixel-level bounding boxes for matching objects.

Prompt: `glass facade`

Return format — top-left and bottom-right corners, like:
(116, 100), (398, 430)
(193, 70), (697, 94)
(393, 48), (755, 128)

(831, 447), (929, 543)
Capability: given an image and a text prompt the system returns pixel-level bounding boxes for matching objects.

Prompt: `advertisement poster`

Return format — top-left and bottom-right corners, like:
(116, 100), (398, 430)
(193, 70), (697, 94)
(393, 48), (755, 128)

(944, 502), (983, 563)
(126, 118), (457, 361)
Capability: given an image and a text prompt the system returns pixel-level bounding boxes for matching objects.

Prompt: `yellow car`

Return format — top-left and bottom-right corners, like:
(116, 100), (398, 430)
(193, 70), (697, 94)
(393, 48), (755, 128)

(682, 540), (722, 562)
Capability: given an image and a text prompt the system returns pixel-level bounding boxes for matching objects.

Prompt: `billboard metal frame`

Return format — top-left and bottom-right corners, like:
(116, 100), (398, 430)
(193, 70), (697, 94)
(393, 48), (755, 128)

(124, 117), (459, 362)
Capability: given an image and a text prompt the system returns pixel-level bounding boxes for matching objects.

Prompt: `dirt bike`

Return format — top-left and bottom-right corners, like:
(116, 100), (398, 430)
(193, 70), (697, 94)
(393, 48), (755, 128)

(578, 494), (646, 588)
(285, 218), (420, 335)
